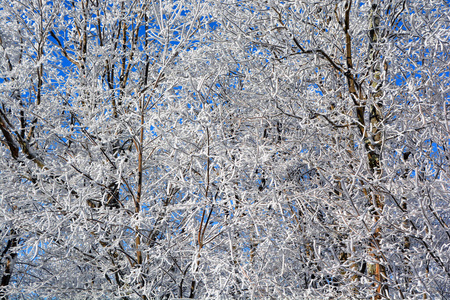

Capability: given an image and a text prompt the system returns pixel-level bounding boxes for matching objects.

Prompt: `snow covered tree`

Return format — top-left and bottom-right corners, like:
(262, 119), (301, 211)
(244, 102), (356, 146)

(0, 0), (217, 298)
(204, 0), (450, 298)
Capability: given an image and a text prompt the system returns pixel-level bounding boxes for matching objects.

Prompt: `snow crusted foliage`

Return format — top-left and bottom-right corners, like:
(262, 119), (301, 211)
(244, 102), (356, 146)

(0, 0), (449, 299)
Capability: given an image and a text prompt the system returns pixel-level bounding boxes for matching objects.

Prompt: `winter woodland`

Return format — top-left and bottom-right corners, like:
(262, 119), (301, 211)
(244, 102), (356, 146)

(0, 0), (449, 299)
